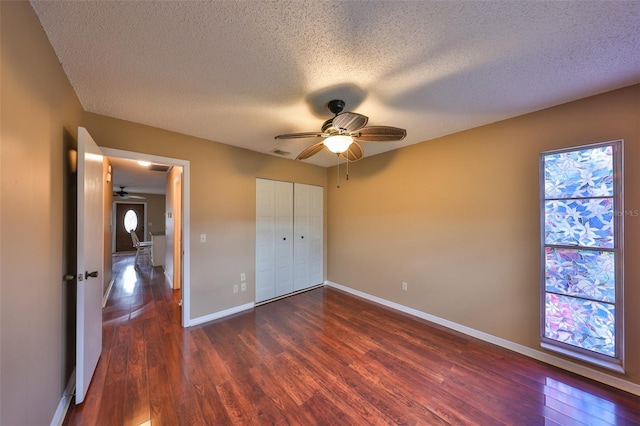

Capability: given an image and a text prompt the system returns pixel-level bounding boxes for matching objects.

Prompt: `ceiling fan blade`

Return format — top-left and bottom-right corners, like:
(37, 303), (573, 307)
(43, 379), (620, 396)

(128, 195), (146, 199)
(332, 112), (368, 132)
(296, 142), (326, 160)
(339, 141), (364, 162)
(353, 126), (406, 142)
(275, 132), (325, 140)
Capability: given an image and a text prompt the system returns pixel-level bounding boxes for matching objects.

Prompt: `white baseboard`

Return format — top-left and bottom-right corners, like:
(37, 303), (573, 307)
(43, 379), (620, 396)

(187, 285), (322, 326)
(325, 280), (640, 397)
(50, 369), (75, 426)
(102, 278), (114, 308)
(188, 302), (254, 327)
(164, 270), (174, 288)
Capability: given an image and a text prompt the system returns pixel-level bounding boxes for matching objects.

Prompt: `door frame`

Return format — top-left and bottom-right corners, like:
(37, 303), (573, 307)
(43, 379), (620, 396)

(112, 201), (148, 253)
(101, 147), (191, 327)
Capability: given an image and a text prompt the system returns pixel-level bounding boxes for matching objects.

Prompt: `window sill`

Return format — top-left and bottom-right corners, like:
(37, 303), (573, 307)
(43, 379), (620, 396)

(541, 342), (625, 374)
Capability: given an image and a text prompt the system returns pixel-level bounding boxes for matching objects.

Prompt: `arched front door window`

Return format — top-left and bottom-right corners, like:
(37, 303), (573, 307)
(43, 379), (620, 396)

(124, 209), (138, 233)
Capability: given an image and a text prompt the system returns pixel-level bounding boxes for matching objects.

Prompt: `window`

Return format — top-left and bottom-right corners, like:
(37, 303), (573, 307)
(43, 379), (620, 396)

(540, 140), (623, 371)
(124, 209), (139, 233)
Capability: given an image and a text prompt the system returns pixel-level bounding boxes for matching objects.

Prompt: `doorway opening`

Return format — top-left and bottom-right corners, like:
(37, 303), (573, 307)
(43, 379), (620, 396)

(101, 147), (191, 327)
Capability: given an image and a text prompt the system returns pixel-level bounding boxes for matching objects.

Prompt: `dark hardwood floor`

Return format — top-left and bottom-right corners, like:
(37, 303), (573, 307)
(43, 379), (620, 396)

(64, 254), (640, 425)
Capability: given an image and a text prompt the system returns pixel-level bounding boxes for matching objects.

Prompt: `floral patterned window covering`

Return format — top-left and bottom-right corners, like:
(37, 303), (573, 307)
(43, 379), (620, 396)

(541, 142), (621, 361)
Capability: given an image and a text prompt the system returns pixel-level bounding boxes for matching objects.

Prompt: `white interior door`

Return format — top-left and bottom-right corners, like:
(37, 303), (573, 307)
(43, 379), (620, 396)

(76, 127), (104, 404)
(274, 181), (294, 297)
(256, 179), (277, 302)
(293, 184), (310, 291)
(256, 179), (294, 303)
(256, 180), (323, 302)
(293, 183), (323, 291)
(307, 184), (323, 286)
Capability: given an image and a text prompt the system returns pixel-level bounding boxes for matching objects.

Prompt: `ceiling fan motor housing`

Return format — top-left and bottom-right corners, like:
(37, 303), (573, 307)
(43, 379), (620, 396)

(328, 99), (345, 115)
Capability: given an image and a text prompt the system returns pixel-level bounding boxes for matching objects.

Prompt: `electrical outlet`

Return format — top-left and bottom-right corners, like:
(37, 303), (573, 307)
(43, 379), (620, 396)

(402, 282), (408, 291)
(233, 284), (238, 293)
(240, 272), (246, 281)
(241, 282), (246, 291)
(200, 234), (206, 243)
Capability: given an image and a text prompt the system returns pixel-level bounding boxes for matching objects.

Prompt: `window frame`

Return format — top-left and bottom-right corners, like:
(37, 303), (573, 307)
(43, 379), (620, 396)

(539, 140), (624, 372)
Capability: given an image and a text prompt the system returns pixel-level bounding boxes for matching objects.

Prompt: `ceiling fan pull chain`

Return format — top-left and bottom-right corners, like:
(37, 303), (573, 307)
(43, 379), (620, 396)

(336, 155), (340, 189)
(346, 150), (350, 181)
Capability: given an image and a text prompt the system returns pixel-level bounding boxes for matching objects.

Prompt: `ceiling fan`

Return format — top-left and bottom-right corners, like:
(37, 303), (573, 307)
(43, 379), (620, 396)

(275, 99), (406, 161)
(113, 186), (145, 200)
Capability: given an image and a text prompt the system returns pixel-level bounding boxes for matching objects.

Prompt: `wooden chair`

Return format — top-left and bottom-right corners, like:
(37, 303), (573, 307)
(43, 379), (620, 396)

(130, 230), (153, 266)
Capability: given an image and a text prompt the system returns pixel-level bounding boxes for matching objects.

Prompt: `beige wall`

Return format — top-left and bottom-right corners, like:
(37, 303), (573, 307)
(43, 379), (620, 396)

(0, 2), (84, 424)
(82, 113), (328, 319)
(327, 84), (640, 386)
(144, 193), (167, 236)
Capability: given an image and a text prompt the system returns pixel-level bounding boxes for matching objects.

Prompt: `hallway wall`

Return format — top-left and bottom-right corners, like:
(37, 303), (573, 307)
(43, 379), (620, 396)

(1, 2), (84, 424)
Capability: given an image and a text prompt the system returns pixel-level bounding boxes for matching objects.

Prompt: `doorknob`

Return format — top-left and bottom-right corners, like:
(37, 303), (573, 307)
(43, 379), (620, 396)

(63, 274), (75, 281)
(85, 270), (99, 279)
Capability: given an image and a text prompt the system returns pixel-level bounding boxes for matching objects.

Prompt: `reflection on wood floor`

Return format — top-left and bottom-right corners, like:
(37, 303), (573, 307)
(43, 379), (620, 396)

(64, 254), (640, 425)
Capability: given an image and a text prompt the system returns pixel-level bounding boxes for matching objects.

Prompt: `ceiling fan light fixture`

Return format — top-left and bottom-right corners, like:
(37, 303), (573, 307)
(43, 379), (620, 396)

(137, 160), (151, 167)
(324, 135), (353, 153)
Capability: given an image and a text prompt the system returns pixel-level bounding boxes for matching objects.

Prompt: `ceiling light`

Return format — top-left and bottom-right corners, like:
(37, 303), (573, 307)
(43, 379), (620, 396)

(137, 160), (151, 167)
(324, 135), (353, 154)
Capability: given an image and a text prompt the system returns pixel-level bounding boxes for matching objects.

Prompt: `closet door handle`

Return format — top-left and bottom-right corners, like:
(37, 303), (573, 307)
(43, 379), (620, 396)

(301, 236), (304, 239)
(283, 237), (287, 240)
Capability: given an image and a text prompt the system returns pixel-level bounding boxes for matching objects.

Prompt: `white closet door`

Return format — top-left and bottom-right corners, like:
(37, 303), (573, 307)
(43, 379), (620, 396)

(274, 181), (294, 297)
(256, 179), (293, 303)
(293, 184), (310, 291)
(293, 183), (323, 291)
(256, 179), (276, 302)
(307, 184), (323, 286)
(257, 179), (322, 302)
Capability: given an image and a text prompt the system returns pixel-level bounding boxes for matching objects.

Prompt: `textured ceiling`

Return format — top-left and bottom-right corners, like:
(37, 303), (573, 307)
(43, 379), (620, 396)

(108, 157), (170, 195)
(31, 1), (640, 171)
